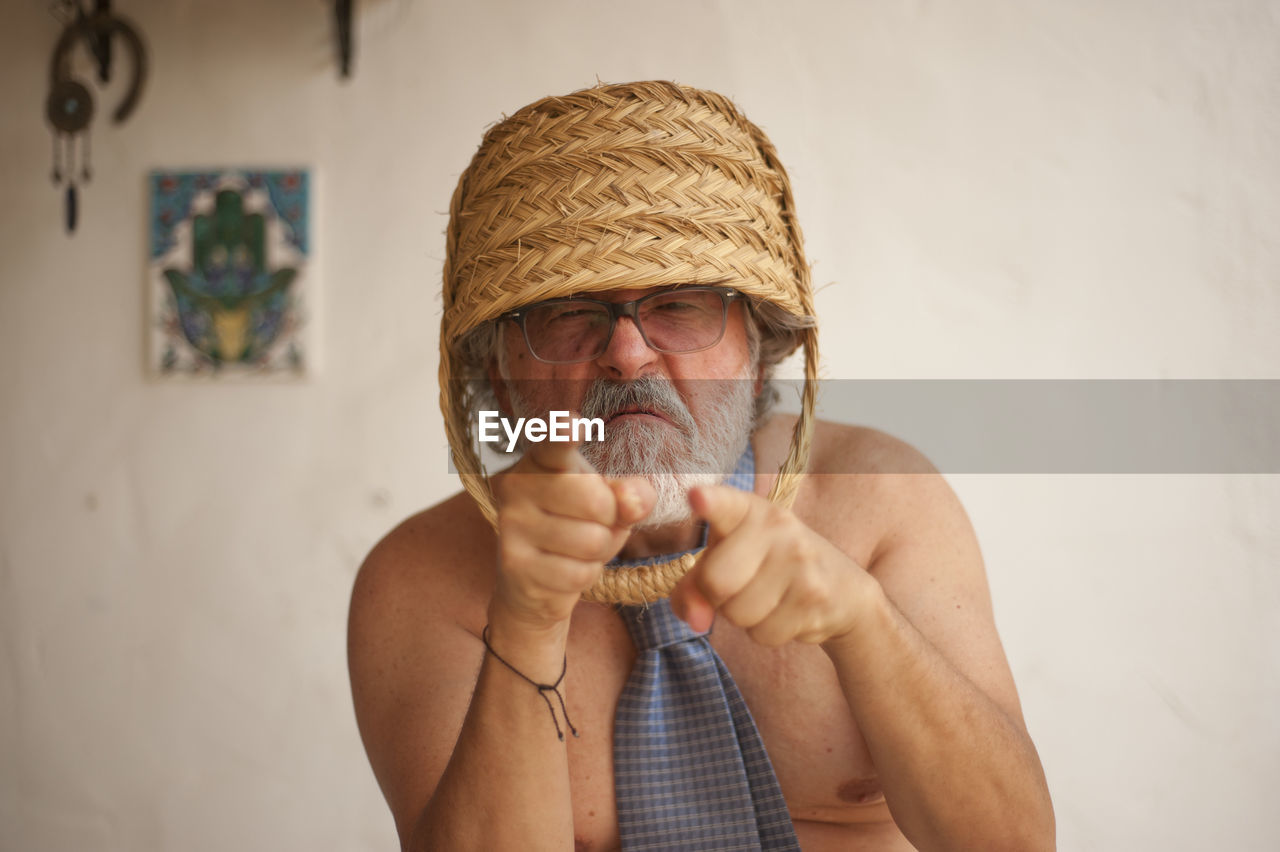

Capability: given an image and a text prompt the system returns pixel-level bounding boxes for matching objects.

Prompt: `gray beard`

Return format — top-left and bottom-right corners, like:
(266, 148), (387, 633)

(510, 370), (757, 529)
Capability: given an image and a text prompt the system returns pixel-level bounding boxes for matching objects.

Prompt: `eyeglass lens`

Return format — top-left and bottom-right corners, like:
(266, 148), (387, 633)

(522, 289), (729, 363)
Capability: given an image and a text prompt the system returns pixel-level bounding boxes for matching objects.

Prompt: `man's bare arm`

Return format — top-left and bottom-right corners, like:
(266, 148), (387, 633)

(349, 517), (576, 850)
(822, 464), (1055, 850)
(348, 439), (654, 850)
(671, 431), (1054, 851)
(415, 620), (578, 850)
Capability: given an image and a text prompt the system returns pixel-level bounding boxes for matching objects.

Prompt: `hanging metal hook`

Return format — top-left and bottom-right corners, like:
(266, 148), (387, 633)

(335, 0), (354, 78)
(44, 1), (148, 233)
(48, 0), (148, 124)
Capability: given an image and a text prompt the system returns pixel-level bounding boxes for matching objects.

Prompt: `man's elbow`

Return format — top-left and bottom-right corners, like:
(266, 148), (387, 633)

(990, 792), (1055, 852)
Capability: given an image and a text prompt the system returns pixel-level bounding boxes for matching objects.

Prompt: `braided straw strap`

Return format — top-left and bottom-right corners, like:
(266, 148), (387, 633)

(581, 551), (701, 606)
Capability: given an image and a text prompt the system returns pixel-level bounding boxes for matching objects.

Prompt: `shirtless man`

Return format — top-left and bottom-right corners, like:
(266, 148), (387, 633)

(348, 81), (1054, 850)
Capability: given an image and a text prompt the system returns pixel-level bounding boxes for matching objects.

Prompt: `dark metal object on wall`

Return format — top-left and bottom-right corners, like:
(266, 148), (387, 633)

(335, 0), (354, 78)
(44, 0), (148, 234)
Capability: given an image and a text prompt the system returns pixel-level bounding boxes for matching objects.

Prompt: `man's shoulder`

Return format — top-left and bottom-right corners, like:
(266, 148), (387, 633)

(756, 414), (937, 481)
(363, 489), (491, 566)
(351, 490), (496, 623)
(756, 415), (956, 566)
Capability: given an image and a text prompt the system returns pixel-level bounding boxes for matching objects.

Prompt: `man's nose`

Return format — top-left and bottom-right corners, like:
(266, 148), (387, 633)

(595, 316), (659, 379)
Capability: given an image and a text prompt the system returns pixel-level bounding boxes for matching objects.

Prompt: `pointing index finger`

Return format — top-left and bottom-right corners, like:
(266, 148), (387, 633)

(607, 476), (657, 528)
(688, 484), (754, 545)
(525, 410), (594, 474)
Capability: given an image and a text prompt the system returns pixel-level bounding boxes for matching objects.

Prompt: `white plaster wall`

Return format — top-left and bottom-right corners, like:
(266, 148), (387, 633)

(1, 0), (1276, 849)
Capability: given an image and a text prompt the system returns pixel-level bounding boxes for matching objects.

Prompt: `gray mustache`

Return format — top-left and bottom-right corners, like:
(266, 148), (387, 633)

(580, 376), (696, 434)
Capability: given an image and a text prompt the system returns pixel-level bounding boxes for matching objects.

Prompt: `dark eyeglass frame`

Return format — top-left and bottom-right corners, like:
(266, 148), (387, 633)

(498, 285), (746, 365)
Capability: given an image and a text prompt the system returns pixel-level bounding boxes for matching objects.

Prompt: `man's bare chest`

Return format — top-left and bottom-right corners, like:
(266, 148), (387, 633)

(560, 607), (893, 849)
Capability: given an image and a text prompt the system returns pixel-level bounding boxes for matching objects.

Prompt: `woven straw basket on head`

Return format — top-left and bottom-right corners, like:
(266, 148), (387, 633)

(439, 80), (819, 605)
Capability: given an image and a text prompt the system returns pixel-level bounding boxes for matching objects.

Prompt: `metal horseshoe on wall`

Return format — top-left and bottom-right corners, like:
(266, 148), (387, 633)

(45, 0), (148, 234)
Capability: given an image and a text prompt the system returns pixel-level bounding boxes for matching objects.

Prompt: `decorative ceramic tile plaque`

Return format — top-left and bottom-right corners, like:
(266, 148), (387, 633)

(148, 169), (312, 377)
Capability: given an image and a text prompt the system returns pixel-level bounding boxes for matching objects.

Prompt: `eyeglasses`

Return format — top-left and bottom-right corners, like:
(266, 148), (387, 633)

(499, 286), (744, 365)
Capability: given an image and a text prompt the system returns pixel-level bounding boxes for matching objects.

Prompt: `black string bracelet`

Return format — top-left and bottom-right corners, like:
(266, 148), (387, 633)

(481, 625), (579, 741)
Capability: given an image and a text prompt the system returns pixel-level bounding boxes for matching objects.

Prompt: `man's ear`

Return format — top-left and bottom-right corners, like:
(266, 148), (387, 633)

(753, 361), (765, 398)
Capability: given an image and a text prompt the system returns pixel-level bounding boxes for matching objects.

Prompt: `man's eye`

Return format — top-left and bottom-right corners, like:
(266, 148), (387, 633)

(649, 299), (710, 316)
(544, 305), (602, 322)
